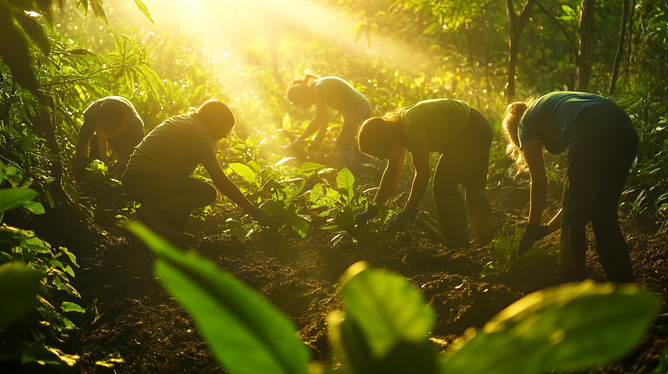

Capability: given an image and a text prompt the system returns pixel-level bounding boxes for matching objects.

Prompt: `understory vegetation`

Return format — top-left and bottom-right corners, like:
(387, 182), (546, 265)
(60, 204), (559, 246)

(1, 0), (667, 372)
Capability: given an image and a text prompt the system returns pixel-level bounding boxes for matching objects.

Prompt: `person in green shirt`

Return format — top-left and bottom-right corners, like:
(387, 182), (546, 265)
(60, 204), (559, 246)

(286, 74), (371, 177)
(122, 100), (273, 245)
(75, 96), (145, 178)
(502, 91), (638, 283)
(354, 99), (496, 249)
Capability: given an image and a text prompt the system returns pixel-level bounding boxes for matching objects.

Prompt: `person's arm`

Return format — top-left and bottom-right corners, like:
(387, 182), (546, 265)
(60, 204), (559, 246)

(96, 125), (108, 163)
(200, 158), (255, 211)
(294, 91), (330, 145)
(75, 116), (96, 159)
(403, 137), (430, 212)
(523, 137), (548, 225)
(108, 154), (131, 178)
(372, 148), (405, 206)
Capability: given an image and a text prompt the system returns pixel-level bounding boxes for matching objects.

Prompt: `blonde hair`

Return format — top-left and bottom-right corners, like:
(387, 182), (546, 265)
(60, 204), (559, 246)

(501, 99), (533, 175)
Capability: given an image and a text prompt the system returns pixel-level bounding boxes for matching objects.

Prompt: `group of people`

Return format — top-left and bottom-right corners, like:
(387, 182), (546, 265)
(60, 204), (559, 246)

(76, 74), (638, 284)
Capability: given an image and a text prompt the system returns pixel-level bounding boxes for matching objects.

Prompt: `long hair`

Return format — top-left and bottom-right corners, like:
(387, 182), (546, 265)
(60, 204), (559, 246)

(501, 99), (534, 175)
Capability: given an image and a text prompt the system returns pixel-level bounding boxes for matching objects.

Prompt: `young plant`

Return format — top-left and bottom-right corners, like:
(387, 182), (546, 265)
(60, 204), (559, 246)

(129, 222), (663, 374)
(225, 160), (325, 238)
(480, 229), (559, 279)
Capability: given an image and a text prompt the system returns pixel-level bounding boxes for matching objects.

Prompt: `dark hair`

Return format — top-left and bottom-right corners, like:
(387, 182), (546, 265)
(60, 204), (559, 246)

(356, 113), (402, 156)
(95, 99), (128, 135)
(286, 73), (319, 105)
(190, 99), (235, 130)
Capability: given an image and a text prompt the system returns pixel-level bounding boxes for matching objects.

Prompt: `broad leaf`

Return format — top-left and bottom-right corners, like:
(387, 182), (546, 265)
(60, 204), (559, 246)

(336, 168), (355, 203)
(0, 11), (41, 97)
(13, 11), (51, 55)
(0, 262), (42, 327)
(61, 302), (85, 313)
(339, 262), (435, 359)
(127, 223), (310, 374)
(0, 188), (37, 213)
(230, 163), (260, 188)
(442, 280), (662, 374)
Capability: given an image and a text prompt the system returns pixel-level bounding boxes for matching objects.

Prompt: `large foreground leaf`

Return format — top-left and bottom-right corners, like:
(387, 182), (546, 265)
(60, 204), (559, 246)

(0, 188), (37, 213)
(443, 280), (662, 374)
(0, 262), (43, 327)
(339, 261), (435, 359)
(128, 223), (310, 374)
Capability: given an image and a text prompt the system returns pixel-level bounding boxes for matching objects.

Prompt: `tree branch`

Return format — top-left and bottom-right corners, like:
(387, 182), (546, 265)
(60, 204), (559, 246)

(534, 0), (578, 56)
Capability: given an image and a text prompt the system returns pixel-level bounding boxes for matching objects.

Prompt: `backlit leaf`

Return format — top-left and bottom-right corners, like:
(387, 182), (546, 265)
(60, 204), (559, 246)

(128, 223), (310, 374)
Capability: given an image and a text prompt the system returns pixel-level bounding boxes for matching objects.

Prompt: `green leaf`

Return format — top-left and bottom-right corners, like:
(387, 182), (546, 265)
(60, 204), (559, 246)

(127, 222), (310, 374)
(339, 262), (435, 359)
(0, 188), (37, 213)
(133, 0), (154, 24)
(13, 11), (51, 55)
(296, 162), (325, 174)
(61, 301), (85, 313)
(422, 21), (440, 35)
(25, 201), (45, 215)
(442, 280), (663, 374)
(336, 168), (355, 203)
(89, 0), (108, 24)
(230, 163), (260, 188)
(0, 10), (41, 97)
(0, 262), (43, 327)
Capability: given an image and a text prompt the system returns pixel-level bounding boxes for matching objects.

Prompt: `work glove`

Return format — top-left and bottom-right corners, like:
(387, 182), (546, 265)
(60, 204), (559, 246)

(385, 209), (418, 233)
(354, 204), (379, 230)
(249, 207), (274, 228)
(517, 223), (549, 256)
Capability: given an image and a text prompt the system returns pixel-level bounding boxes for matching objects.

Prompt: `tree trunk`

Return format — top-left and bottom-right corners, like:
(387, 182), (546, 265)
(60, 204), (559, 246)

(505, 0), (536, 103)
(575, 0), (596, 92)
(609, 0), (630, 96)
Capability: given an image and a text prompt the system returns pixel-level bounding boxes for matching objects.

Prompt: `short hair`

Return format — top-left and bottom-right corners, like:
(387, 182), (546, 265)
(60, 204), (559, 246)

(95, 99), (128, 135)
(286, 73), (319, 106)
(190, 99), (235, 129)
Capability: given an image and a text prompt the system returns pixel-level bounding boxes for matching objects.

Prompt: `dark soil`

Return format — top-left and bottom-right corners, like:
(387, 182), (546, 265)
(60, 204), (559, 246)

(5, 179), (668, 374)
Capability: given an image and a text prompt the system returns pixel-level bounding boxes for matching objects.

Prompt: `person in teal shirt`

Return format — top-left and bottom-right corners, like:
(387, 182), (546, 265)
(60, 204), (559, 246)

(502, 91), (638, 283)
(286, 74), (371, 177)
(122, 100), (272, 245)
(354, 99), (496, 249)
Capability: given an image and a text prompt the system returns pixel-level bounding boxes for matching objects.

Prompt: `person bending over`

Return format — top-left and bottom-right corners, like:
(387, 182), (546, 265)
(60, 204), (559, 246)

(286, 74), (371, 177)
(354, 98), (496, 248)
(76, 96), (145, 178)
(502, 91), (638, 283)
(122, 99), (272, 244)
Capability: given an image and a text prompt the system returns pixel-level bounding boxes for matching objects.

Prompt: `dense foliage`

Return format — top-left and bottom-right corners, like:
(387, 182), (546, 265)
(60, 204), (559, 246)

(0, 0), (666, 371)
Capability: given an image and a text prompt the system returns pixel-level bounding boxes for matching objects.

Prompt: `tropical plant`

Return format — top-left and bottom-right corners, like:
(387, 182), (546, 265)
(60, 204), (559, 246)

(480, 229), (560, 279)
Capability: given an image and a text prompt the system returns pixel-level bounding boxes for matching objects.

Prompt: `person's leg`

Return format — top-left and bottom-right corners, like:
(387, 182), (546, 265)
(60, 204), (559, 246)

(590, 129), (638, 282)
(461, 109), (496, 246)
(432, 112), (494, 249)
(560, 225), (588, 282)
(338, 100), (372, 179)
(560, 127), (637, 283)
(123, 170), (216, 234)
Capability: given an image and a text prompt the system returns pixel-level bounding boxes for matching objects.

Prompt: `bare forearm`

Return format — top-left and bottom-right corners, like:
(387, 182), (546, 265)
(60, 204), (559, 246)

(404, 172), (429, 211)
(528, 180), (547, 225)
(373, 160), (403, 205)
(297, 118), (326, 142)
(213, 175), (254, 211)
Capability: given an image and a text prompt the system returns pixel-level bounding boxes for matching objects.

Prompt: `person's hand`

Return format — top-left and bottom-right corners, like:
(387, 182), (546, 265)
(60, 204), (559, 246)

(517, 223), (549, 256)
(385, 209), (418, 233)
(77, 156), (93, 170)
(249, 207), (274, 228)
(354, 204), (379, 230)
